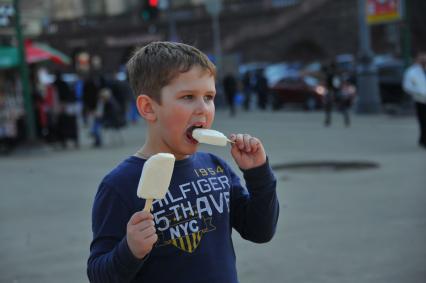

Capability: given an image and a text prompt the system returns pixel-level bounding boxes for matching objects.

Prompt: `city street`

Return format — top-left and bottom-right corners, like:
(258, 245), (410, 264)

(1, 110), (425, 283)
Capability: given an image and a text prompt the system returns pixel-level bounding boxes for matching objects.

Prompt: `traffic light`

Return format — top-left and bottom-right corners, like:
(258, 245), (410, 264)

(149, 0), (158, 7)
(141, 0), (159, 21)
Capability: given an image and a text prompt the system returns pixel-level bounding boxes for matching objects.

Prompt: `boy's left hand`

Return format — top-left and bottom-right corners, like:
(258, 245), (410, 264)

(229, 134), (267, 170)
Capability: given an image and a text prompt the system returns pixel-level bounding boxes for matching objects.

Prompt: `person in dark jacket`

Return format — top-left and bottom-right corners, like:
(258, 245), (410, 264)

(82, 74), (100, 126)
(54, 71), (79, 148)
(242, 71), (253, 111)
(223, 73), (238, 116)
(323, 61), (350, 127)
(255, 70), (268, 110)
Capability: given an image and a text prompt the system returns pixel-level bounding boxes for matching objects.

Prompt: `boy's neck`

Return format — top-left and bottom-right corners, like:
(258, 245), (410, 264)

(136, 128), (191, 160)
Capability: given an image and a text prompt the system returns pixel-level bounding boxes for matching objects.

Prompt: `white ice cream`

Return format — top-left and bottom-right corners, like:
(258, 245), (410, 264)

(192, 128), (230, 147)
(137, 153), (175, 200)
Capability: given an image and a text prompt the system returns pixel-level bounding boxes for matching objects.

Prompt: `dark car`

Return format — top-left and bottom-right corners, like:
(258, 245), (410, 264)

(376, 61), (405, 105)
(270, 76), (326, 110)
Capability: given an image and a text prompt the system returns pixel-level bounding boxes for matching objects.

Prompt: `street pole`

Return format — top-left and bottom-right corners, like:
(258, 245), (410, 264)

(166, 0), (178, 41)
(13, 0), (36, 141)
(401, 0), (411, 68)
(212, 12), (222, 79)
(204, 0), (223, 80)
(204, 0), (224, 107)
(355, 0), (381, 114)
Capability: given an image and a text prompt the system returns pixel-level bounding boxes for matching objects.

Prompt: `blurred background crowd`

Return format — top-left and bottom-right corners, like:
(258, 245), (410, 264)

(1, 0), (425, 153)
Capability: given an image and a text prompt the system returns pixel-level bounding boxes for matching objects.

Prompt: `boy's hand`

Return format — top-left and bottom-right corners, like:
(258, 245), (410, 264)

(126, 211), (158, 259)
(229, 134), (267, 170)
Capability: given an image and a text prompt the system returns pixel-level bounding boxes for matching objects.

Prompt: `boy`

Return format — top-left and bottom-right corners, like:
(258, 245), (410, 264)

(87, 42), (279, 283)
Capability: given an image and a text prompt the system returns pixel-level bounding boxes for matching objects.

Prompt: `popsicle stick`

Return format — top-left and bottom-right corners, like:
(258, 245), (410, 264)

(143, 199), (153, 212)
(227, 139), (235, 144)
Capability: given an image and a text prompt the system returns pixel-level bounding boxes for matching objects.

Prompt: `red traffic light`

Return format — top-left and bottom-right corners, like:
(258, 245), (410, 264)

(149, 0), (158, 7)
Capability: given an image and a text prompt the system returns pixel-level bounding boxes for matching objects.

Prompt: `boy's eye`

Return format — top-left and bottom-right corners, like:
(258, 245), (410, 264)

(204, 95), (215, 102)
(182, 95), (193, 100)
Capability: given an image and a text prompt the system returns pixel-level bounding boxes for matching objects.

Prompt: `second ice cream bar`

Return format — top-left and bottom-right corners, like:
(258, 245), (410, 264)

(192, 128), (231, 146)
(137, 153), (175, 211)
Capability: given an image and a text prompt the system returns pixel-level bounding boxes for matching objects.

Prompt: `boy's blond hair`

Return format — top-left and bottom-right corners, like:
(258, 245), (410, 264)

(126, 41), (216, 103)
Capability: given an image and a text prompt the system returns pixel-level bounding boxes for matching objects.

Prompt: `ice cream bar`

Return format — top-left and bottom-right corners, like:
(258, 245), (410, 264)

(192, 128), (232, 146)
(137, 153), (175, 211)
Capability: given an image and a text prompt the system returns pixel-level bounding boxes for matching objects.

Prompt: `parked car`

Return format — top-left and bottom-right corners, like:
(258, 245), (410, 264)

(353, 55), (406, 106)
(376, 60), (405, 105)
(264, 62), (301, 87)
(270, 75), (327, 110)
(301, 60), (323, 76)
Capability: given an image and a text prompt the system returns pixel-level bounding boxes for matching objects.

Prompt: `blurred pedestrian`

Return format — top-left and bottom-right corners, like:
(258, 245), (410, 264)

(43, 80), (60, 143)
(242, 71), (253, 111)
(223, 73), (237, 116)
(109, 76), (131, 127)
(54, 71), (79, 148)
(82, 74), (100, 128)
(82, 74), (101, 147)
(74, 75), (85, 125)
(323, 61), (350, 127)
(403, 52), (426, 149)
(99, 87), (125, 131)
(338, 79), (354, 126)
(255, 70), (268, 110)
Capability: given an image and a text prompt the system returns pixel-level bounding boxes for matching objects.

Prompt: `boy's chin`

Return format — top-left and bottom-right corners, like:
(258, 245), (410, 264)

(173, 145), (198, 159)
(185, 145), (199, 155)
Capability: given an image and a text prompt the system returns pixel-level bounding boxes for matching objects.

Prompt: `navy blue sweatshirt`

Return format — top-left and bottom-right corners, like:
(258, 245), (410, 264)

(88, 152), (279, 283)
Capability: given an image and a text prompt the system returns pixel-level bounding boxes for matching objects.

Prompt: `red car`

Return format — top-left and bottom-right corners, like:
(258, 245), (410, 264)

(270, 76), (326, 110)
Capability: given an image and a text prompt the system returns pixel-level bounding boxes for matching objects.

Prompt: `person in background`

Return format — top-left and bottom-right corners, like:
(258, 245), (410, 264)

(109, 75), (132, 127)
(54, 71), (79, 148)
(242, 71), (253, 111)
(83, 74), (101, 147)
(74, 74), (85, 125)
(82, 74), (100, 127)
(98, 87), (125, 131)
(323, 61), (350, 127)
(403, 52), (426, 149)
(255, 70), (268, 110)
(223, 73), (238, 116)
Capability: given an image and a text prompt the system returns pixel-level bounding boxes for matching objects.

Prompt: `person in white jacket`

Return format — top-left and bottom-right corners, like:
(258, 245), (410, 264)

(403, 52), (426, 148)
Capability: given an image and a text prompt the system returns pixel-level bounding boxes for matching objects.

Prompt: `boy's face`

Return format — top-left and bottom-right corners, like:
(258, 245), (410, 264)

(152, 66), (216, 159)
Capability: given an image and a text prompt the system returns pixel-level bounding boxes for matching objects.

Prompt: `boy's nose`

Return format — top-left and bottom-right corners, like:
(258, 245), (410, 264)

(194, 98), (209, 114)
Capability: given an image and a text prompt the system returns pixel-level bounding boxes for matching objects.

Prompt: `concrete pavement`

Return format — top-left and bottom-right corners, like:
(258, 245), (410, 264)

(0, 110), (425, 283)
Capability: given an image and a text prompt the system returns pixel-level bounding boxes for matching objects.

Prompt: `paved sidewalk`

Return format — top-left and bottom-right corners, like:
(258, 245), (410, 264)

(0, 110), (425, 283)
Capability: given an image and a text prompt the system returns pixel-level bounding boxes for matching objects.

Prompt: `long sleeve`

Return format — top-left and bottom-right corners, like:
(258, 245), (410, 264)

(403, 68), (420, 96)
(88, 154), (277, 283)
(229, 159), (279, 243)
(403, 65), (426, 103)
(87, 182), (145, 283)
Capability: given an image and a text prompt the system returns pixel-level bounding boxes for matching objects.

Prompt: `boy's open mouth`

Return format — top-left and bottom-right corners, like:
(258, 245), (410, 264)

(186, 125), (203, 144)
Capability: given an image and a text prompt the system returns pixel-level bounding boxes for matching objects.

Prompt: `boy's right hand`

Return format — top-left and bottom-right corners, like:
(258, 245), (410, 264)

(126, 211), (158, 259)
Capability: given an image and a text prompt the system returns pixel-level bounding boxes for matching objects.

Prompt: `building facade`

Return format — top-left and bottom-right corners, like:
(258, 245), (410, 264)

(29, 0), (426, 73)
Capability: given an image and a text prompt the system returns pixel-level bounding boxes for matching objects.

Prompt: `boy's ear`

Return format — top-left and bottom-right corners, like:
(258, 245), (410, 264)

(136, 94), (157, 122)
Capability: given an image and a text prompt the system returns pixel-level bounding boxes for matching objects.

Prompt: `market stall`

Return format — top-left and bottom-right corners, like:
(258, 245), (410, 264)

(0, 43), (71, 152)
(0, 48), (25, 152)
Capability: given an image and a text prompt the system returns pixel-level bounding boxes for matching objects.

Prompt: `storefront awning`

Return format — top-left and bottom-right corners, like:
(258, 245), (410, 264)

(0, 42), (71, 70)
(25, 41), (71, 65)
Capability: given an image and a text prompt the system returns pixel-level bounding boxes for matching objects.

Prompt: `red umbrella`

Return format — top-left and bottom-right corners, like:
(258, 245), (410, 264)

(25, 40), (71, 65)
